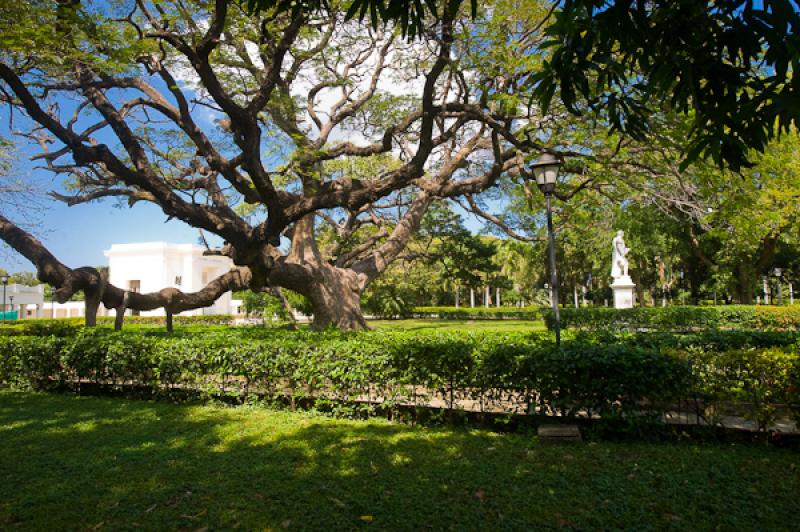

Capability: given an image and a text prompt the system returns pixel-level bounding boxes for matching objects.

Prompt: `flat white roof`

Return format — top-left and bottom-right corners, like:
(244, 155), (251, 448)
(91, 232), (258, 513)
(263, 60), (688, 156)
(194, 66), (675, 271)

(104, 242), (208, 257)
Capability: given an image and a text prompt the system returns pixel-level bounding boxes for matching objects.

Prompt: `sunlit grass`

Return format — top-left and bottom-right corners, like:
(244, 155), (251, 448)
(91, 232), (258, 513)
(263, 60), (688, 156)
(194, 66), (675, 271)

(367, 318), (547, 332)
(1, 391), (798, 530)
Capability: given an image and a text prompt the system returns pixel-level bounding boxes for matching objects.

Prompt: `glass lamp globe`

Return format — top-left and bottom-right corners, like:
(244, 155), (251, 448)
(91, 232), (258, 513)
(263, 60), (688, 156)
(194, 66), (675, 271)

(530, 152), (561, 194)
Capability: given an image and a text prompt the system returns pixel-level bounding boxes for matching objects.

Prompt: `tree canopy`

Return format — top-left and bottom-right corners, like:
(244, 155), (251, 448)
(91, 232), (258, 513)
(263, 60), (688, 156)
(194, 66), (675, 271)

(534, 0), (800, 171)
(0, 0), (556, 329)
(251, 0), (800, 170)
(1, 0), (797, 330)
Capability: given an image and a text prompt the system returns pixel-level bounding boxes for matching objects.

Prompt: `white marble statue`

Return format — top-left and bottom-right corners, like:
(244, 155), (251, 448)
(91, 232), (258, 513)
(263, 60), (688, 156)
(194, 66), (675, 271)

(611, 230), (629, 279)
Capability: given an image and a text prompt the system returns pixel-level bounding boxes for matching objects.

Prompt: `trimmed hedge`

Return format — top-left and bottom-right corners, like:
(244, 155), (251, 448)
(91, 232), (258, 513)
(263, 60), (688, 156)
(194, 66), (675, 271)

(98, 314), (236, 326)
(1, 328), (798, 430)
(544, 305), (800, 332)
(410, 305), (800, 331)
(412, 306), (546, 320)
(0, 315), (236, 337)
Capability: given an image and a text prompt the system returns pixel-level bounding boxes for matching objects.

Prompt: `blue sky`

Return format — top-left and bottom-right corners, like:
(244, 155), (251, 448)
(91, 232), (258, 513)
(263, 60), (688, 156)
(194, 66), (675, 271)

(1, 198), (225, 272)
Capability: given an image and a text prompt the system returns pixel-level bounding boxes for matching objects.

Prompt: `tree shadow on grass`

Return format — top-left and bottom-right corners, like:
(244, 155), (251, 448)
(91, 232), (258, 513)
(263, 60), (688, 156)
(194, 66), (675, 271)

(0, 391), (798, 531)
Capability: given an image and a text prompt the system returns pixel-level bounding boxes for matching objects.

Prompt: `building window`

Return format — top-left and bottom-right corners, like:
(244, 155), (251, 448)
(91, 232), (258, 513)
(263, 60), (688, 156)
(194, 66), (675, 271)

(175, 275), (182, 286)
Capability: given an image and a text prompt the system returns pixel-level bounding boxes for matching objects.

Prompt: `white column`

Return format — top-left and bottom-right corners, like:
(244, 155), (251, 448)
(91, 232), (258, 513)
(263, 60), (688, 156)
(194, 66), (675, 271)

(455, 289), (459, 308)
(495, 287), (500, 308)
(790, 283), (794, 305)
(484, 286), (490, 307)
(470, 289), (475, 308)
(573, 285), (579, 308)
(582, 285), (587, 306)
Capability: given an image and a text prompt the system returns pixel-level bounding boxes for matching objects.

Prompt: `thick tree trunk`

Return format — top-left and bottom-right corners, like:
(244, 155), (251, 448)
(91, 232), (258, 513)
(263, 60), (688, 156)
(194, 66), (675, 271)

(84, 295), (100, 327)
(736, 265), (755, 304)
(83, 269), (107, 327)
(305, 265), (367, 330)
(269, 215), (370, 331)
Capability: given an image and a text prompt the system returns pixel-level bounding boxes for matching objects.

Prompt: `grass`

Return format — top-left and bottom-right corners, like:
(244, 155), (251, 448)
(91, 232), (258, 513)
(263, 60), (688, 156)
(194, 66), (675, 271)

(367, 318), (547, 332)
(1, 391), (798, 530)
(0, 318), (548, 335)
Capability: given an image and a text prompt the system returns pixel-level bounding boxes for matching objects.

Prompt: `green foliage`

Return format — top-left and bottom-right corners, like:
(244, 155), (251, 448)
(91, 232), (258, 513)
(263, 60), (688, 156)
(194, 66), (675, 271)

(545, 305), (800, 332)
(242, 0), (478, 39)
(417, 203), (500, 291)
(0, 316), (237, 337)
(363, 283), (415, 319)
(412, 306), (546, 320)
(1, 327), (798, 431)
(685, 347), (798, 431)
(239, 290), (294, 326)
(534, 0), (800, 171)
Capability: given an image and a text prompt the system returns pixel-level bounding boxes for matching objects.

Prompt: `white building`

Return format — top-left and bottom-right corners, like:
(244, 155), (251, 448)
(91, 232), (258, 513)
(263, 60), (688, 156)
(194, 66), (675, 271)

(20, 242), (243, 319)
(105, 242), (235, 316)
(3, 284), (46, 319)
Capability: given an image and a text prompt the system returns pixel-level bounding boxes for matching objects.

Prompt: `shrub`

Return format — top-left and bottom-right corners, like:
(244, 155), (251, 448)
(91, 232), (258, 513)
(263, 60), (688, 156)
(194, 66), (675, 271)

(684, 347), (798, 430)
(364, 286), (416, 319)
(412, 306), (545, 320)
(1, 328), (797, 431)
(97, 314), (235, 326)
(544, 305), (800, 332)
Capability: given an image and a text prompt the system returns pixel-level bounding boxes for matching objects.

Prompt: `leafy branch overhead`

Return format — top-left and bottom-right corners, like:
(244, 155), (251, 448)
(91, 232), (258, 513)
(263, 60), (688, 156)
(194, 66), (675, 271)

(252, 0), (800, 170)
(242, 0), (477, 38)
(532, 0), (800, 171)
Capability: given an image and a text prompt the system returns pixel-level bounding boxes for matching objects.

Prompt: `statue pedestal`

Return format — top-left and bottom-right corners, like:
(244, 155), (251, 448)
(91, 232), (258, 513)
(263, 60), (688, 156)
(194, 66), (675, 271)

(611, 276), (636, 309)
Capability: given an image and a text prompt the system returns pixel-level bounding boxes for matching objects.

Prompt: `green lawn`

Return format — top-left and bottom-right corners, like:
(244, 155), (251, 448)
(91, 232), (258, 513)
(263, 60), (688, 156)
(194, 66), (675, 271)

(1, 391), (798, 530)
(0, 318), (547, 335)
(368, 318), (547, 332)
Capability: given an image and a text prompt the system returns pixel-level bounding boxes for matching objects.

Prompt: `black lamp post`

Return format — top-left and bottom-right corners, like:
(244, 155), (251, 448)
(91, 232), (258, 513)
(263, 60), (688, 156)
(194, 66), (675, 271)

(530, 152), (563, 348)
(0, 274), (8, 322)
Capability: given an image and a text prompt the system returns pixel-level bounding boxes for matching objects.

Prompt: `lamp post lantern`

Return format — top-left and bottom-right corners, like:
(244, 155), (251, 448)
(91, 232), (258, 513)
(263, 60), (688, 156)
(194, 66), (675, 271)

(0, 274), (8, 322)
(530, 152), (563, 348)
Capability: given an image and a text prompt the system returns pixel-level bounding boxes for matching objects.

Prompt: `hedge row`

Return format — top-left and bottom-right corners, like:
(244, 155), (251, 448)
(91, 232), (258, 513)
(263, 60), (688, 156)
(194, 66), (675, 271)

(1, 329), (798, 430)
(543, 306), (800, 332)
(411, 306), (546, 320)
(412, 305), (800, 331)
(97, 314), (235, 326)
(0, 315), (236, 336)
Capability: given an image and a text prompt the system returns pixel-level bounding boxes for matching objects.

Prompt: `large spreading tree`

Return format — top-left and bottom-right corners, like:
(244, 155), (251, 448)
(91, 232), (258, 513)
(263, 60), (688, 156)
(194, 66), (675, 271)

(0, 0), (555, 329)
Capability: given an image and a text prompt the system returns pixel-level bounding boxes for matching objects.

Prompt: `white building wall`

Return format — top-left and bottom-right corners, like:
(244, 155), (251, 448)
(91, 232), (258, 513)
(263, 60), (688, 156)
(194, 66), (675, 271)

(4, 243), (240, 321)
(3, 284), (45, 318)
(104, 242), (235, 316)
